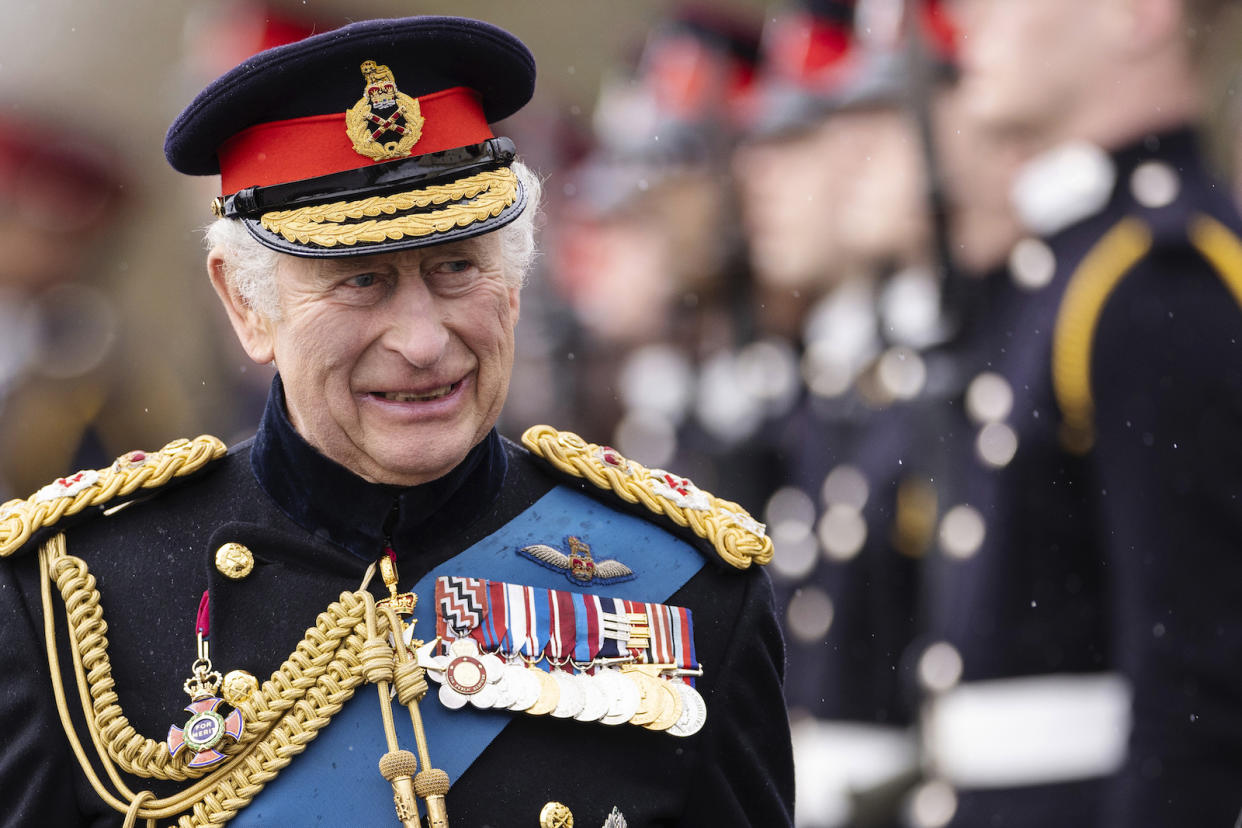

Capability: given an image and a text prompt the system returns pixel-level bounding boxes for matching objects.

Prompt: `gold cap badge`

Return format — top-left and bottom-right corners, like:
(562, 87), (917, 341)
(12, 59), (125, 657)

(345, 60), (425, 160)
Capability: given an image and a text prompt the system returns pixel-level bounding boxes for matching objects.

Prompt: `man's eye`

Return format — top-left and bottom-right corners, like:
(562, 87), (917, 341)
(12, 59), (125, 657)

(345, 273), (378, 287)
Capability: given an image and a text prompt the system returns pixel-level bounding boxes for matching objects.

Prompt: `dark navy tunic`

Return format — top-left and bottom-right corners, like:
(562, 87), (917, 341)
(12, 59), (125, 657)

(0, 378), (794, 827)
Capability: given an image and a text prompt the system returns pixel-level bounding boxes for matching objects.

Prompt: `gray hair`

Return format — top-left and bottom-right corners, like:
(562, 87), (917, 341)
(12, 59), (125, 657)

(206, 159), (542, 319)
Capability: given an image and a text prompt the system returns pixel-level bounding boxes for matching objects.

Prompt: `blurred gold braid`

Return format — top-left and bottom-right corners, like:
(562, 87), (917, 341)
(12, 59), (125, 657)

(40, 533), (427, 827)
(0, 436), (228, 558)
(520, 425), (773, 569)
(260, 167), (518, 247)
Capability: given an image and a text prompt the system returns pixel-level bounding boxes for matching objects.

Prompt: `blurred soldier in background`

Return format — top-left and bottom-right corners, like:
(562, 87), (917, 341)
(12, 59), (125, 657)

(910, 1), (1242, 826)
(551, 5), (787, 510)
(0, 115), (131, 499)
(730, 1), (1004, 825)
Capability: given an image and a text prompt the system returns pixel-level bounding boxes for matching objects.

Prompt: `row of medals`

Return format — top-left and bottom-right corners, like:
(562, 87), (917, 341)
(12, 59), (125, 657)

(415, 638), (707, 737)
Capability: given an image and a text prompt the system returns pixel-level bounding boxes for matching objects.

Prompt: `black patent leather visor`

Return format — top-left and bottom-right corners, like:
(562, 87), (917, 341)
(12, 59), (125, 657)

(215, 137), (527, 258)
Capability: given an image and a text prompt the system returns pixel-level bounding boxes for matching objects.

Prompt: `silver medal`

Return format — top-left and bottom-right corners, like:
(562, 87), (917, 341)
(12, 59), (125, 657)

(549, 669), (585, 718)
(573, 671), (611, 723)
(506, 663), (542, 712)
(438, 682), (468, 710)
(598, 667), (641, 725)
(489, 665), (517, 709)
(667, 681), (707, 737)
(468, 680), (501, 709)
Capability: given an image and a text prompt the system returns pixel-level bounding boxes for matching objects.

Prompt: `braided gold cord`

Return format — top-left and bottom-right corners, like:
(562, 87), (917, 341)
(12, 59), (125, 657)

(0, 436), (227, 558)
(521, 425), (773, 569)
(51, 554), (196, 783)
(41, 533), (397, 826)
(259, 168), (518, 248)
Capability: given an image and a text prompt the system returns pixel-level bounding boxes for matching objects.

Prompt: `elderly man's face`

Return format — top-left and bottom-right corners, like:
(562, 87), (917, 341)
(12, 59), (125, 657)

(224, 232), (519, 486)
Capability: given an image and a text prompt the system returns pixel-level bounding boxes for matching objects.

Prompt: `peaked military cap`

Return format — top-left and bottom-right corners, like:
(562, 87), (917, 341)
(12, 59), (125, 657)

(744, 0), (957, 138)
(165, 16), (536, 257)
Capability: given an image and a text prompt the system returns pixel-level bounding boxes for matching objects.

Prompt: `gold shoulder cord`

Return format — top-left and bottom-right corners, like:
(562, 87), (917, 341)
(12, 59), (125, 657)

(1051, 217), (1153, 455)
(0, 437), (228, 557)
(16, 440), (444, 827)
(1052, 212), (1242, 456)
(521, 425), (773, 569)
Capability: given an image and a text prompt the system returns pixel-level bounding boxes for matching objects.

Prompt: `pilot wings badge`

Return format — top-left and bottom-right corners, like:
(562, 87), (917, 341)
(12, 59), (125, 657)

(345, 60), (425, 161)
(519, 536), (635, 586)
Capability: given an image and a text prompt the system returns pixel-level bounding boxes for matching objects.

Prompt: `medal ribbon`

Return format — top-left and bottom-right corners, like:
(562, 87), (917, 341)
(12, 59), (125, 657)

(622, 599), (649, 661)
(644, 602), (699, 685)
(434, 576), (487, 645)
(196, 590), (210, 638)
(547, 588), (577, 663)
(672, 604), (699, 686)
(435, 577), (697, 676)
(595, 595), (622, 660)
(504, 582), (532, 658)
(645, 601), (672, 665)
(569, 591), (598, 664)
(471, 579), (510, 653)
(530, 584), (552, 666)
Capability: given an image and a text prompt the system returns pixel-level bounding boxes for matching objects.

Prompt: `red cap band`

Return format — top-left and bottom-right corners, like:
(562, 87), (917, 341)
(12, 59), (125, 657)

(217, 86), (493, 194)
(768, 13), (853, 83)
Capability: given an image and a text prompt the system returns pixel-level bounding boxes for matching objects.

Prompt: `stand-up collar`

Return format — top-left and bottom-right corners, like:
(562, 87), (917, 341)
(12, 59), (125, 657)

(1013, 126), (1205, 238)
(251, 375), (507, 560)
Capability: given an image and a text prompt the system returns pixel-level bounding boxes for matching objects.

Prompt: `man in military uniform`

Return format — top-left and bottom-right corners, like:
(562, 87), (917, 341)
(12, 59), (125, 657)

(0, 17), (793, 827)
(731, 1), (969, 825)
(910, 1), (1242, 826)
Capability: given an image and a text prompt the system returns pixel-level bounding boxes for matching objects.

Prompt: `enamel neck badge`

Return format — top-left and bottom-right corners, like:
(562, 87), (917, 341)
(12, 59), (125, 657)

(167, 591), (244, 767)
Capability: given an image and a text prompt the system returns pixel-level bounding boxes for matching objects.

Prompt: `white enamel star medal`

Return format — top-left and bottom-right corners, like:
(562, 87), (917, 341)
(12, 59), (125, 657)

(167, 591), (244, 767)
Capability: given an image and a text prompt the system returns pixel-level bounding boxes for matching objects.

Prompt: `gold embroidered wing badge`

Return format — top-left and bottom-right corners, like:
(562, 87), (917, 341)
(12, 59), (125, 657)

(345, 60), (424, 161)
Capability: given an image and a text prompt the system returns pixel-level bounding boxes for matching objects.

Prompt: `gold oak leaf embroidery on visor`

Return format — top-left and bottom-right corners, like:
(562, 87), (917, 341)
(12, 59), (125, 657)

(258, 167), (519, 247)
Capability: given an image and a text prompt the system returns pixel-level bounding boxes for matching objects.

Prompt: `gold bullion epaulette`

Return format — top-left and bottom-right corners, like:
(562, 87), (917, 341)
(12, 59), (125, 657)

(0, 435), (228, 558)
(521, 425), (773, 570)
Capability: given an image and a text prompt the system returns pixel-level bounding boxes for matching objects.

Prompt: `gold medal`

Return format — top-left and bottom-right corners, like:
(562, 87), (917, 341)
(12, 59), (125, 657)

(624, 667), (665, 726)
(644, 679), (684, 732)
(525, 667), (561, 716)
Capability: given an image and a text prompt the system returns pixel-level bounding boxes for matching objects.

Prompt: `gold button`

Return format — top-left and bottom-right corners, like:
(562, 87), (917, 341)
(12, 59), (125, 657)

(215, 542), (254, 580)
(222, 670), (258, 706)
(539, 801), (574, 828)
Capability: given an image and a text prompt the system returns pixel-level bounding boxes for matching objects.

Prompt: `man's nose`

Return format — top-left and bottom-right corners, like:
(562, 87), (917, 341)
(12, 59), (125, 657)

(381, 277), (450, 367)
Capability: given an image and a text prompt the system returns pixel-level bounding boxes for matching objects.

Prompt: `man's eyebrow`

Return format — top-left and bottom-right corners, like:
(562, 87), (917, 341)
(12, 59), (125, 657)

(314, 257), (385, 277)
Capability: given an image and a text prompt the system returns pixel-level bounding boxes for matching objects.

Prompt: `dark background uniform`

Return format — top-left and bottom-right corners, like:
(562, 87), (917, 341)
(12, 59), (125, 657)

(915, 127), (1242, 827)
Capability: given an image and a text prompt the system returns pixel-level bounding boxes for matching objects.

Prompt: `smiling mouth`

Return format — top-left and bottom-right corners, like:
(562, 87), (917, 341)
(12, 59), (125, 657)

(373, 381), (461, 403)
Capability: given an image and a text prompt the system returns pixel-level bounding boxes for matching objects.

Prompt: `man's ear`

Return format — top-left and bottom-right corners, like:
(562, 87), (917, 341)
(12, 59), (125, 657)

(207, 249), (276, 365)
